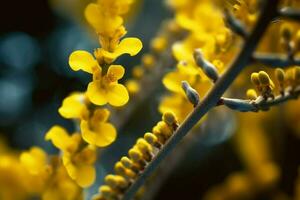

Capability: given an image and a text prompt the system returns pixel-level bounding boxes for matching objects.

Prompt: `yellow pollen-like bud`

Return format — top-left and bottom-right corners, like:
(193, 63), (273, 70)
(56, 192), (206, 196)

(114, 162), (126, 175)
(132, 66), (144, 79)
(142, 54), (155, 69)
(115, 175), (128, 188)
(258, 71), (271, 86)
(144, 132), (158, 145)
(157, 121), (173, 138)
(136, 138), (152, 153)
(99, 185), (114, 199)
(162, 111), (177, 126)
(105, 175), (118, 188)
(251, 72), (260, 86)
(120, 156), (133, 168)
(151, 37), (167, 53)
(275, 68), (285, 83)
(246, 89), (258, 100)
(128, 148), (143, 162)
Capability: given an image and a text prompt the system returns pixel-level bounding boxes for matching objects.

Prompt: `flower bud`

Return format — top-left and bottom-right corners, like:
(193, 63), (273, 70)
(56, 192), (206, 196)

(258, 71), (271, 86)
(275, 68), (285, 83)
(222, 98), (256, 112)
(246, 89), (258, 100)
(251, 72), (260, 86)
(181, 81), (200, 107)
(162, 111), (177, 127)
(194, 49), (219, 82)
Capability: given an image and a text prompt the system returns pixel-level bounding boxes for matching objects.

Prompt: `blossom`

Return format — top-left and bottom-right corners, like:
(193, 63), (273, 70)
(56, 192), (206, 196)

(81, 108), (117, 147)
(45, 126), (96, 187)
(69, 50), (140, 106)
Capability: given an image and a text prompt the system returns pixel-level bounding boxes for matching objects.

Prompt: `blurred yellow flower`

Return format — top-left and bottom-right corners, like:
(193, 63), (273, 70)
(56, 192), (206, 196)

(45, 126), (96, 187)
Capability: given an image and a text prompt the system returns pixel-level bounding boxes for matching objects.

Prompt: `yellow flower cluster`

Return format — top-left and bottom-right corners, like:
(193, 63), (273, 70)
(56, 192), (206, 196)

(92, 111), (178, 200)
(0, 142), (82, 200)
(69, 0), (142, 107)
(45, 0), (142, 189)
(160, 0), (235, 122)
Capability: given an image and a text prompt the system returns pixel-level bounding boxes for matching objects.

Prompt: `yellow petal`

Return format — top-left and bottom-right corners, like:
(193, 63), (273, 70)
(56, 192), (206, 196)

(45, 126), (70, 150)
(86, 81), (108, 106)
(75, 165), (96, 188)
(107, 65), (125, 81)
(107, 83), (129, 106)
(163, 71), (194, 94)
(62, 154), (77, 180)
(81, 121), (117, 147)
(84, 3), (102, 32)
(58, 93), (87, 119)
(69, 50), (98, 74)
(102, 38), (142, 60)
(85, 3), (123, 35)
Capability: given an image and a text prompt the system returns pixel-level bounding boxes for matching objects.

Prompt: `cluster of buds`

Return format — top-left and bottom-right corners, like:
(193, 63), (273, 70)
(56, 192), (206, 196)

(93, 111), (178, 200)
(247, 66), (300, 101)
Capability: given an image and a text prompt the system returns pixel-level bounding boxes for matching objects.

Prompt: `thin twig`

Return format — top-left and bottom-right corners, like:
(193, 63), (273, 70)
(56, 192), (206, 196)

(122, 0), (280, 199)
(252, 53), (300, 67)
(220, 87), (300, 112)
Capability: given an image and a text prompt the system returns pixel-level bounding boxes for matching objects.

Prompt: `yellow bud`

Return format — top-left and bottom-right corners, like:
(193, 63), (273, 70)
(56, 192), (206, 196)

(115, 175), (128, 188)
(99, 185), (113, 199)
(114, 162), (126, 175)
(157, 121), (173, 137)
(120, 156), (133, 168)
(136, 138), (152, 153)
(142, 54), (155, 69)
(258, 71), (271, 86)
(125, 80), (140, 95)
(151, 37), (167, 52)
(128, 148), (143, 162)
(162, 111), (177, 126)
(293, 67), (300, 83)
(246, 89), (258, 100)
(144, 132), (158, 145)
(275, 68), (285, 83)
(105, 175), (118, 188)
(132, 66), (144, 79)
(250, 73), (260, 86)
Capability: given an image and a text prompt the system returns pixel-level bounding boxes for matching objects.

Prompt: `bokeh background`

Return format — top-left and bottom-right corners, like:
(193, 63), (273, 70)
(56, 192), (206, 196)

(1, 0), (300, 199)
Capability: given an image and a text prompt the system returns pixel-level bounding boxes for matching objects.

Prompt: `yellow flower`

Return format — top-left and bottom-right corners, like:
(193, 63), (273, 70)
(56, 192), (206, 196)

(20, 147), (51, 177)
(69, 51), (131, 106)
(81, 108), (117, 147)
(42, 164), (83, 200)
(45, 126), (96, 187)
(58, 92), (89, 119)
(87, 65), (129, 106)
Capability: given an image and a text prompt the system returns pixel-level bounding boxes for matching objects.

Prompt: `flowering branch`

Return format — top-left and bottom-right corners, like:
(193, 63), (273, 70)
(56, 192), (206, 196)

(122, 0), (280, 199)
(219, 86), (300, 112)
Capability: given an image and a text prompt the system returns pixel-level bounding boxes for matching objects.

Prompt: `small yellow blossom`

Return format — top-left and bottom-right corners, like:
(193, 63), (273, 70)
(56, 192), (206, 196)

(45, 126), (96, 187)
(81, 108), (117, 147)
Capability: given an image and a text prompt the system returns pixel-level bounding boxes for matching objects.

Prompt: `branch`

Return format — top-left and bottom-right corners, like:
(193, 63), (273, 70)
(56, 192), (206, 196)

(252, 53), (300, 67)
(122, 0), (280, 199)
(280, 7), (300, 21)
(220, 86), (300, 112)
